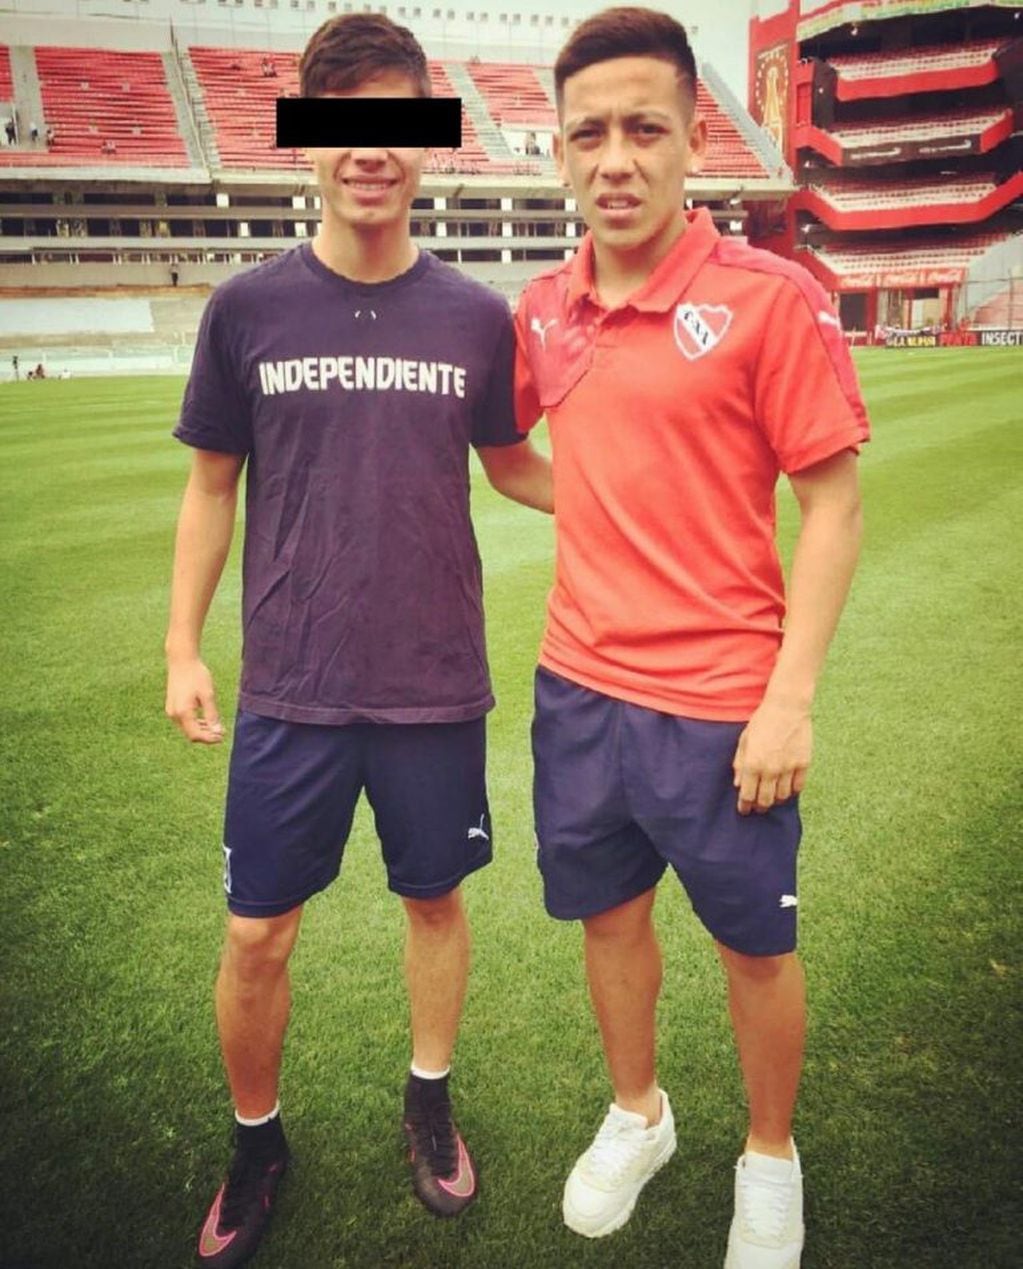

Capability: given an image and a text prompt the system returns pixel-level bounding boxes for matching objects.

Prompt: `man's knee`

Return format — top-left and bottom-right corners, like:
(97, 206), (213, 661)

(583, 887), (658, 945)
(717, 943), (800, 984)
(403, 887), (464, 930)
(222, 908), (302, 982)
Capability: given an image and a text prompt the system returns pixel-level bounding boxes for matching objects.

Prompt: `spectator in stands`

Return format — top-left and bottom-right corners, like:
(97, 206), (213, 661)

(514, 9), (868, 1267)
(166, 13), (551, 1269)
(170, 267), (180, 288)
(102, 139), (117, 154)
(45, 125), (55, 146)
(29, 121), (39, 143)
(3, 118), (14, 146)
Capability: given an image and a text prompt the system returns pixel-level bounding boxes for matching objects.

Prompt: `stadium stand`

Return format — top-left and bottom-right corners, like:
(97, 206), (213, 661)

(0, 48), (188, 168)
(747, 0), (1023, 336)
(809, 174), (998, 210)
(804, 232), (1006, 289)
(0, 291), (206, 376)
(801, 172), (1023, 230)
(182, 48), (769, 181)
(187, 46), (298, 170)
(187, 48), (530, 174)
(0, 46), (13, 103)
(695, 81), (769, 179)
(799, 106), (1016, 167)
(467, 61), (556, 127)
(109, 43), (773, 184)
(828, 39), (1006, 99)
(424, 61), (506, 174)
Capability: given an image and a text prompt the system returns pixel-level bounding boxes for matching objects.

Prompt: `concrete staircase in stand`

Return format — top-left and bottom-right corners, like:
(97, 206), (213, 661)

(443, 60), (515, 162)
(163, 50), (207, 171)
(173, 46), (221, 170)
(9, 46), (45, 148)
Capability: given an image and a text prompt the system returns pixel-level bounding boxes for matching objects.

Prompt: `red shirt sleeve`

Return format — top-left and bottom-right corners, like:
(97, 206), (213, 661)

(753, 273), (870, 474)
(513, 295), (542, 434)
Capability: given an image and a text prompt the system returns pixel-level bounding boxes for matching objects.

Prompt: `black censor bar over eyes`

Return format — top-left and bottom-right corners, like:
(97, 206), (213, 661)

(276, 97), (462, 148)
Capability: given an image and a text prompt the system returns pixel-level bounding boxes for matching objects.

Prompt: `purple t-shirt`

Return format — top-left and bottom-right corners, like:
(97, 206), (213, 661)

(175, 244), (521, 725)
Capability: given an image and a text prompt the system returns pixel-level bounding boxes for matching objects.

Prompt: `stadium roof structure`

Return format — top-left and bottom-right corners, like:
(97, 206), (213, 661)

(792, 0), (1023, 40)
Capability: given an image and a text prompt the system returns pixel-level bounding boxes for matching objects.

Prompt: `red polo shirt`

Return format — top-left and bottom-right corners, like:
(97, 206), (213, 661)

(515, 208), (870, 721)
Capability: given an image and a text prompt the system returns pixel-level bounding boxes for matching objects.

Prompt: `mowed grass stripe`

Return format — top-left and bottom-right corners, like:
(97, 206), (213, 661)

(0, 352), (1019, 1267)
(790, 352), (1021, 1264)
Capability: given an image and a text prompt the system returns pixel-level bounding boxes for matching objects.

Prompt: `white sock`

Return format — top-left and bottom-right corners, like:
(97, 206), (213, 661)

(235, 1102), (280, 1128)
(744, 1146), (799, 1179)
(410, 1063), (450, 1080)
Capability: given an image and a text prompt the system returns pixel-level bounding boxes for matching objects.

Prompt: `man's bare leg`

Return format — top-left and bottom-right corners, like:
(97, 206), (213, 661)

(403, 888), (470, 1072)
(583, 887), (662, 1125)
(401, 887), (478, 1217)
(717, 943), (805, 1159)
(215, 906), (304, 1117)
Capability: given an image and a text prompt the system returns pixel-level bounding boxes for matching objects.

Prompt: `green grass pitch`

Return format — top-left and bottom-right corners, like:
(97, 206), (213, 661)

(1, 348), (1020, 1267)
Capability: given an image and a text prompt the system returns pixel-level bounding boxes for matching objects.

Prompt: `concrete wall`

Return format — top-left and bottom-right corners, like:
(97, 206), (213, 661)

(0, 255), (541, 291)
(0, 261), (232, 288)
(4, 344), (193, 378)
(0, 14), (171, 53)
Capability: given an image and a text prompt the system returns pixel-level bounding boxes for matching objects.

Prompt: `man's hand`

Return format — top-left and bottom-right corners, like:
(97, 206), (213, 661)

(732, 700), (812, 816)
(165, 656), (225, 744)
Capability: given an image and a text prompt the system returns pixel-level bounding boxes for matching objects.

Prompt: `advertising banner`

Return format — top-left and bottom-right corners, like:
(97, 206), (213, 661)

(884, 330), (1023, 348)
(979, 329), (1023, 346)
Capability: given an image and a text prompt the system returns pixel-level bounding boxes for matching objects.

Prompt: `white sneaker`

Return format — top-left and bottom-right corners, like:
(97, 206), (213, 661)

(562, 1091), (677, 1238)
(724, 1146), (804, 1268)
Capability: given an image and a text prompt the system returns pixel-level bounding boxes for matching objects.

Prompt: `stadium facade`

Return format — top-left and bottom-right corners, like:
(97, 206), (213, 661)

(747, 0), (1023, 338)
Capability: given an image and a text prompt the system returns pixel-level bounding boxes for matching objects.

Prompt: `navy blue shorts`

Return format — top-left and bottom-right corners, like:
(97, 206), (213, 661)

(532, 668), (801, 956)
(222, 710), (492, 917)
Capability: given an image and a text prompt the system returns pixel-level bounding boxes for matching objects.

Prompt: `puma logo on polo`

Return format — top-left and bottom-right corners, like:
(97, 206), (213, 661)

(530, 316), (558, 349)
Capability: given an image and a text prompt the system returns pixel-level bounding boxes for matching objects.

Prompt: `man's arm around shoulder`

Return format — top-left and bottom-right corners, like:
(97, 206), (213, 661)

(165, 448), (245, 744)
(477, 437), (553, 514)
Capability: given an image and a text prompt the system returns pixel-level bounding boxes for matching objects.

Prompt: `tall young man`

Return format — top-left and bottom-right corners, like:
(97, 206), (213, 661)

(514, 9), (868, 1266)
(165, 15), (551, 1266)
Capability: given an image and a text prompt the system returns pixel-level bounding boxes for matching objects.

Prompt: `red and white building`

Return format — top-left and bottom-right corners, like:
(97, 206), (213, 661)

(747, 0), (1023, 337)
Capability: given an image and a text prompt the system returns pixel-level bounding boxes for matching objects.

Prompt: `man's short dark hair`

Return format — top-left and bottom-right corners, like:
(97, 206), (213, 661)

(554, 6), (697, 113)
(300, 13), (431, 99)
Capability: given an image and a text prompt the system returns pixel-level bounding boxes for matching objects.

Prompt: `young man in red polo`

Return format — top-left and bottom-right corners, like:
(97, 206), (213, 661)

(515, 8), (868, 1266)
